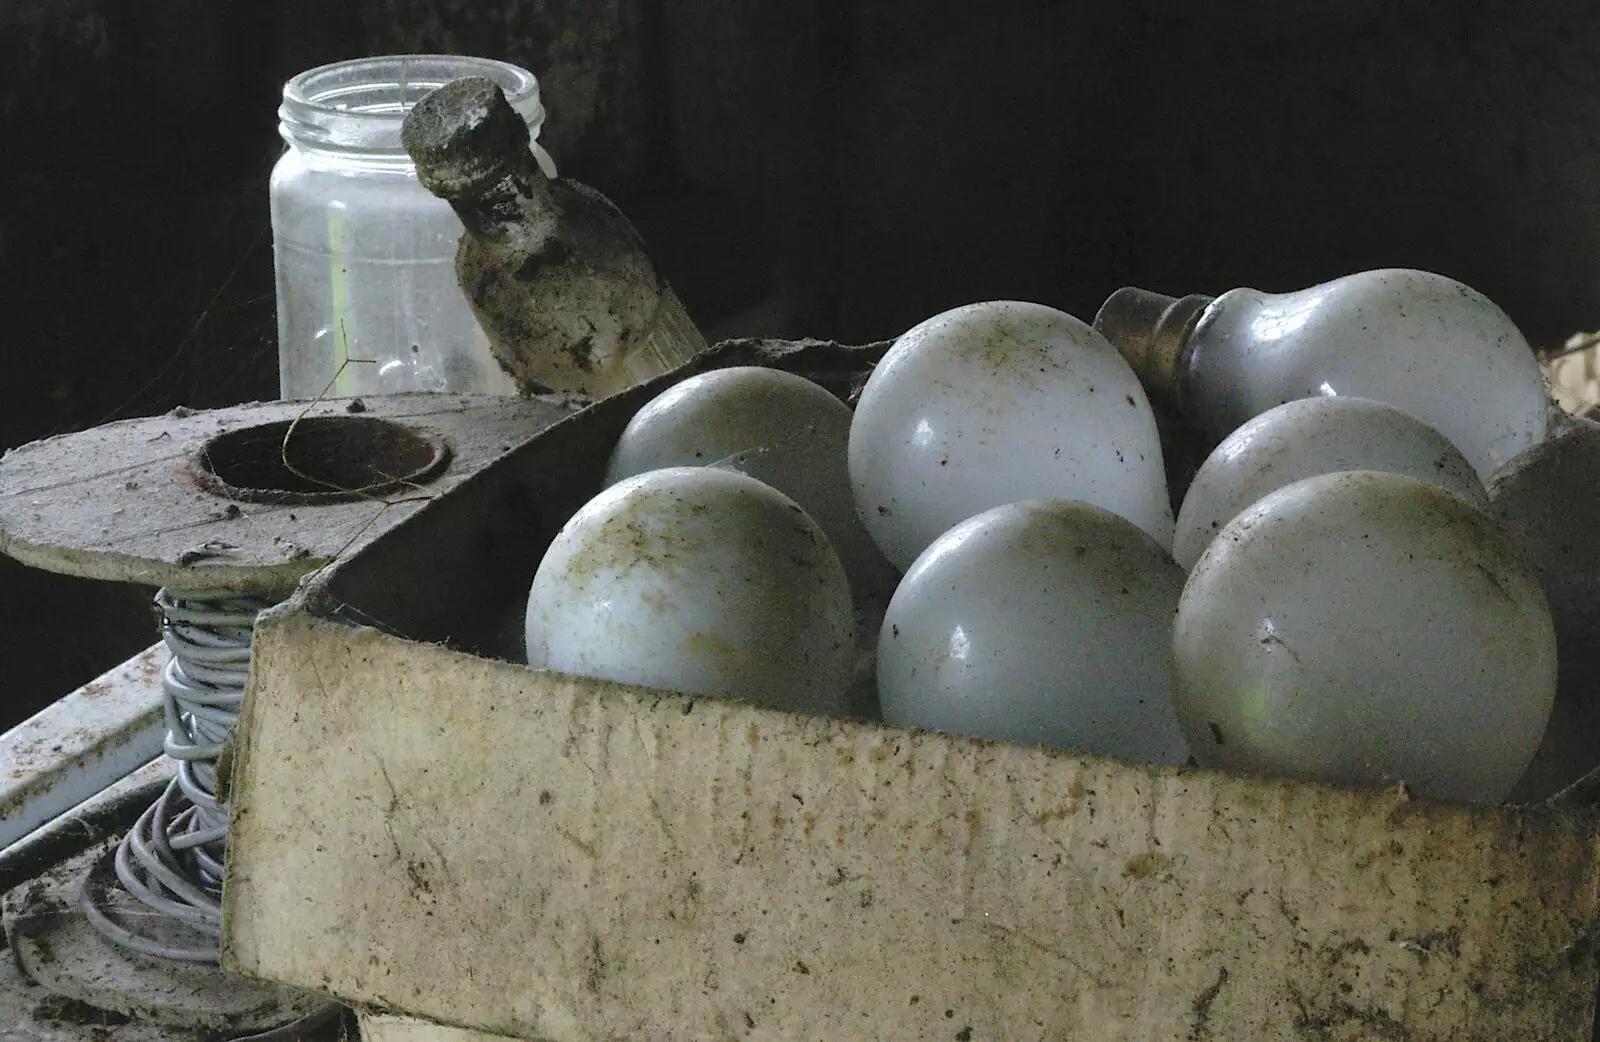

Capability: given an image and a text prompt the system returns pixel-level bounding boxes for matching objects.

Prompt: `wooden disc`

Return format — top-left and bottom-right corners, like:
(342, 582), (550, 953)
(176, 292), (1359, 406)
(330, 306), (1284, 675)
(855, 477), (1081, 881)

(0, 393), (578, 593)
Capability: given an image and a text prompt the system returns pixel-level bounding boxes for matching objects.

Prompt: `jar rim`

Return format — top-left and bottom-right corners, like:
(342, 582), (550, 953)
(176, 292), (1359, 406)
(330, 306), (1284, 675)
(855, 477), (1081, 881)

(280, 54), (543, 157)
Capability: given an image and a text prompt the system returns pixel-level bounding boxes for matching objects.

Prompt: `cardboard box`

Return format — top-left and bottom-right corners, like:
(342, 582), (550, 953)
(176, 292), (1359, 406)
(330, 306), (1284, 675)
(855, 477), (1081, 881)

(221, 340), (1600, 1041)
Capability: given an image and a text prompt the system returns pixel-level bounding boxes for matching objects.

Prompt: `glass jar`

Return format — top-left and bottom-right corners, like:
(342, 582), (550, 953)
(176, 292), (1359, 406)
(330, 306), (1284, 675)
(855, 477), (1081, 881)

(271, 55), (555, 400)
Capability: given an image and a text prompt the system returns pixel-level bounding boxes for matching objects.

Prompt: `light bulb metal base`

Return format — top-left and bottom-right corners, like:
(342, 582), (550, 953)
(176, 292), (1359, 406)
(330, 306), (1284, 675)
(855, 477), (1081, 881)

(1093, 287), (1214, 413)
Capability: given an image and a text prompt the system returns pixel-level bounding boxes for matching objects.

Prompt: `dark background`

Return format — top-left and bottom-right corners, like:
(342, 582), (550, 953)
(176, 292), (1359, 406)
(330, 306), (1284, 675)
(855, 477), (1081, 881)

(4, 0), (1599, 725)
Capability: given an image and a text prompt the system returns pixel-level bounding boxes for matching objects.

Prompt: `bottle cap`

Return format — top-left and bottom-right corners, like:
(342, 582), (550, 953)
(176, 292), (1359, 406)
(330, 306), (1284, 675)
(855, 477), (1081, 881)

(402, 77), (534, 200)
(1093, 287), (1214, 411)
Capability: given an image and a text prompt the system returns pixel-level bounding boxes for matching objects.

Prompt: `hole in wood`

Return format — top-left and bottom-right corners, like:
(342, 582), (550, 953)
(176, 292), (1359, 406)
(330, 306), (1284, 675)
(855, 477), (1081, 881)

(191, 416), (451, 505)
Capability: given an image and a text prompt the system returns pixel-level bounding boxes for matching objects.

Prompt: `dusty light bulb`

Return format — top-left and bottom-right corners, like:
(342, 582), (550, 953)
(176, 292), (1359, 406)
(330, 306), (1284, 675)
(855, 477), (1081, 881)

(1094, 268), (1553, 481)
(1173, 470), (1556, 804)
(525, 467), (857, 716)
(606, 367), (849, 483)
(877, 499), (1189, 765)
(605, 366), (898, 619)
(1173, 396), (1487, 570)
(849, 300), (1173, 572)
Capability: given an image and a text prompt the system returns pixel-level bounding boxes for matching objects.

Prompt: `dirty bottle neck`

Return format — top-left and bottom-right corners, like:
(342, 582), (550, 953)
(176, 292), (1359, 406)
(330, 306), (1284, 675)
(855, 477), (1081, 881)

(445, 153), (560, 256)
(402, 77), (560, 253)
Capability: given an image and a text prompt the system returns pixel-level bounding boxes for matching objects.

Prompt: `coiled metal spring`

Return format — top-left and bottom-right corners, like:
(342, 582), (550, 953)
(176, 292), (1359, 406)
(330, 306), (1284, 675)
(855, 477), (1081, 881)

(78, 585), (346, 1040)
(80, 587), (275, 963)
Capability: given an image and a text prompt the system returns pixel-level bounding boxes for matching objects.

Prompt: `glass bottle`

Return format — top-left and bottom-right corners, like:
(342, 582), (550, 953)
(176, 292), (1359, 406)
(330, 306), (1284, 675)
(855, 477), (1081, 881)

(1093, 269), (1554, 480)
(271, 55), (555, 400)
(401, 77), (708, 399)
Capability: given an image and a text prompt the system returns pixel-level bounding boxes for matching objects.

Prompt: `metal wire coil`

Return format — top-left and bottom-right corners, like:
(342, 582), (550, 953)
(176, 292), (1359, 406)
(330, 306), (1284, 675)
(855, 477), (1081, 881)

(81, 587), (273, 963)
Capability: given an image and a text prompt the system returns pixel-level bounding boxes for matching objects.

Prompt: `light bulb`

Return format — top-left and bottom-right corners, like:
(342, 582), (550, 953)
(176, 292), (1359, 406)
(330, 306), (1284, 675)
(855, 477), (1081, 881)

(1094, 269), (1553, 481)
(849, 300), (1174, 572)
(525, 467), (856, 716)
(605, 366), (898, 615)
(878, 499), (1190, 765)
(1173, 396), (1486, 570)
(606, 366), (848, 481)
(707, 445), (893, 722)
(1173, 470), (1556, 804)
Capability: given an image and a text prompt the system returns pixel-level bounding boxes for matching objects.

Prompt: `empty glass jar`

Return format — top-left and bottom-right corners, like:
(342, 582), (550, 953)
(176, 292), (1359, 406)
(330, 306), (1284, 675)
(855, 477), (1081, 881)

(271, 55), (555, 400)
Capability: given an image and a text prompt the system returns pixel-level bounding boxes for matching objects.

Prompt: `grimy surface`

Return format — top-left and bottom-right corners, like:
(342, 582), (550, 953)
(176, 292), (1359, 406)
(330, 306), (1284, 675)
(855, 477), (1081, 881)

(5, 843), (328, 1034)
(227, 613), (1600, 1042)
(1494, 415), (1600, 804)
(0, 393), (577, 593)
(0, 950), (176, 1042)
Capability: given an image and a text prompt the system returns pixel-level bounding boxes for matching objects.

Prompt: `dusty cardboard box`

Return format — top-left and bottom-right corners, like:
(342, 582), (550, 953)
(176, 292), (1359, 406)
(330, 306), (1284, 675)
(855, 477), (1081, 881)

(220, 339), (1600, 1041)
